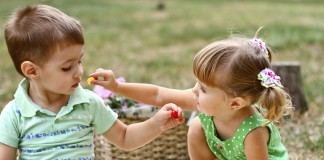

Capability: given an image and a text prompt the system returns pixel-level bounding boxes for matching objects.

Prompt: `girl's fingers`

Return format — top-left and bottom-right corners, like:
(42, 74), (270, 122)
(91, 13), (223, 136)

(162, 103), (176, 111)
(95, 68), (104, 72)
(88, 69), (115, 85)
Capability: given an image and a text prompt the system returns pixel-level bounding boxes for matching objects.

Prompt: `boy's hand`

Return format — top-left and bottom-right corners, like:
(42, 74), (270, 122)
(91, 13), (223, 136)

(152, 103), (185, 132)
(88, 68), (118, 92)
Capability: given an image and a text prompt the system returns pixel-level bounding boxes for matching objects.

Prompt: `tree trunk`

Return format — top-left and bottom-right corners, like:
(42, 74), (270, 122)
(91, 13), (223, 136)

(271, 61), (308, 114)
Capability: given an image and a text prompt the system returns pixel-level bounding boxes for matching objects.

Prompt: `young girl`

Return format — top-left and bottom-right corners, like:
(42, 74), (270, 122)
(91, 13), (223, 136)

(0, 5), (184, 160)
(90, 28), (293, 160)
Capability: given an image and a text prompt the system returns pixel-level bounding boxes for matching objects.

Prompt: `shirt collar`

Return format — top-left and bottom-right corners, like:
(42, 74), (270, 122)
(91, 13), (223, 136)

(14, 79), (90, 117)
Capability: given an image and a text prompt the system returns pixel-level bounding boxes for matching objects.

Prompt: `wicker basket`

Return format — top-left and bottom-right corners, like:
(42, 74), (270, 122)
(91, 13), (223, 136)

(94, 117), (190, 160)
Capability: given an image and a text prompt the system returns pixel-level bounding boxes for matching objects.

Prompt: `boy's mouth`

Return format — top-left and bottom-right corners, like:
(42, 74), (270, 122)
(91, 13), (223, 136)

(72, 83), (79, 88)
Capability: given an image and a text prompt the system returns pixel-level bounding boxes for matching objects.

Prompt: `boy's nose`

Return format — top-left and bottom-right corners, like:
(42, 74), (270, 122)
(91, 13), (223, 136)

(75, 65), (83, 78)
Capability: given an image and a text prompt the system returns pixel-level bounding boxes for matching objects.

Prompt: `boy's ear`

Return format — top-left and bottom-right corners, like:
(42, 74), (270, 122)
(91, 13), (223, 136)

(229, 97), (247, 110)
(21, 61), (39, 79)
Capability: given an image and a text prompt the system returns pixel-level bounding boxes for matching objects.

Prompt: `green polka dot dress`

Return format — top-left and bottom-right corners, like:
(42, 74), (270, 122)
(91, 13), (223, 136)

(198, 113), (288, 160)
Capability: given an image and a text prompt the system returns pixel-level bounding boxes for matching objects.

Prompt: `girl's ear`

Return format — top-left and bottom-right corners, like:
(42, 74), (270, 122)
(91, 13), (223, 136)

(229, 97), (247, 110)
(21, 61), (39, 79)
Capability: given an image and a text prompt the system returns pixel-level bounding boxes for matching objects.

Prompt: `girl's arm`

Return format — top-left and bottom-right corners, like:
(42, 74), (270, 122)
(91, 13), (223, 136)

(102, 103), (185, 151)
(244, 127), (269, 159)
(188, 117), (217, 160)
(90, 69), (197, 111)
(0, 143), (17, 160)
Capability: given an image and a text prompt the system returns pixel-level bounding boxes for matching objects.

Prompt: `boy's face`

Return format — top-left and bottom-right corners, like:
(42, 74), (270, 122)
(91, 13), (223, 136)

(36, 44), (84, 95)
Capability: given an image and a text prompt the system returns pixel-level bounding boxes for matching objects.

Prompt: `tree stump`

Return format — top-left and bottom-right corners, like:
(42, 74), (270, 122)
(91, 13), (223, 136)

(156, 0), (165, 11)
(271, 61), (308, 114)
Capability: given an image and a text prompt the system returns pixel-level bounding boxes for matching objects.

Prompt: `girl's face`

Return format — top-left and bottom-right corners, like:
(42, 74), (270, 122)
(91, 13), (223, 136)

(192, 80), (230, 116)
(36, 44), (84, 95)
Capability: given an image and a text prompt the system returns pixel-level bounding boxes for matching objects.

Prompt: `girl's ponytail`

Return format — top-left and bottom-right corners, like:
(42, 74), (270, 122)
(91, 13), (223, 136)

(250, 29), (294, 122)
(258, 87), (293, 122)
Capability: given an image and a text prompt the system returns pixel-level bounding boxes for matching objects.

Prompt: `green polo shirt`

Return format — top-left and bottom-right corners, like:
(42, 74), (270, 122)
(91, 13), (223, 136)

(0, 79), (118, 160)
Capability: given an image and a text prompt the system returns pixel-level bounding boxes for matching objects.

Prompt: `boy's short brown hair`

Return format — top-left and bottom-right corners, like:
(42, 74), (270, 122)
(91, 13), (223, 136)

(4, 4), (84, 76)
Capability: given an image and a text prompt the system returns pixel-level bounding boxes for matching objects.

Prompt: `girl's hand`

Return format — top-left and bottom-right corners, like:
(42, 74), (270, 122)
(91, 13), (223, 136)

(88, 68), (118, 92)
(152, 103), (185, 132)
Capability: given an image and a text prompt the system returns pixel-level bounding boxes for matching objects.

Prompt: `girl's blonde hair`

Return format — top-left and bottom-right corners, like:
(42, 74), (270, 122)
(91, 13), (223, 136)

(193, 29), (292, 122)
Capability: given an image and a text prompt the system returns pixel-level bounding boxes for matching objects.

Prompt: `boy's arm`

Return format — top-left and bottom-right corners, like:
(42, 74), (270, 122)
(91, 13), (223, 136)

(0, 103), (19, 160)
(90, 69), (197, 111)
(0, 143), (17, 160)
(102, 103), (184, 151)
(102, 118), (161, 151)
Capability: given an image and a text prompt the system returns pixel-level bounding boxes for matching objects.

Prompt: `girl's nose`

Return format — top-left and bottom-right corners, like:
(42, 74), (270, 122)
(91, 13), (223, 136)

(192, 83), (199, 96)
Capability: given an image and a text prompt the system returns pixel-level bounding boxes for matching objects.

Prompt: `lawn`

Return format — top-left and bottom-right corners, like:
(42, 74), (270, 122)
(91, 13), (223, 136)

(0, 0), (323, 159)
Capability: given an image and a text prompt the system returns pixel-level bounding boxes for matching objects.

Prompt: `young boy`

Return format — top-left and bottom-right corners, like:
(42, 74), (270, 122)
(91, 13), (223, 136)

(0, 5), (184, 160)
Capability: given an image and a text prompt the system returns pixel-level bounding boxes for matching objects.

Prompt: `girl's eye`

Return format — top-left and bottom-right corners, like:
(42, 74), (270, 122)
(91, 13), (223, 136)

(200, 86), (206, 93)
(62, 66), (72, 72)
(78, 60), (82, 64)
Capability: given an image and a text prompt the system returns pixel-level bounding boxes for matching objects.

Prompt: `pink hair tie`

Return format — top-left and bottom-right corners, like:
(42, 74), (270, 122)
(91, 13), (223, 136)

(250, 37), (269, 58)
(257, 68), (283, 88)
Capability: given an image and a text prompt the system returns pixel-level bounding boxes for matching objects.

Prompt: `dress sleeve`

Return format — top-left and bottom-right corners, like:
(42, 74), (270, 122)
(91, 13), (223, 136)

(0, 101), (20, 148)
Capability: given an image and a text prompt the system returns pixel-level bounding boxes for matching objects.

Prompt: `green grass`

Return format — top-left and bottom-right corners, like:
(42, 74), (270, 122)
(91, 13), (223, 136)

(0, 0), (323, 159)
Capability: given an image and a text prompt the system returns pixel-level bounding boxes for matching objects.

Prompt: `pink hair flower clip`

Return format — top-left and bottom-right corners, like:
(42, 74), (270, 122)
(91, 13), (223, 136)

(257, 68), (283, 88)
(250, 37), (269, 58)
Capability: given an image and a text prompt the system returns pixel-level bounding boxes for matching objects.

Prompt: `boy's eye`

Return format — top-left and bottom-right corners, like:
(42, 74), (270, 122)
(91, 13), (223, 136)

(62, 66), (72, 71)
